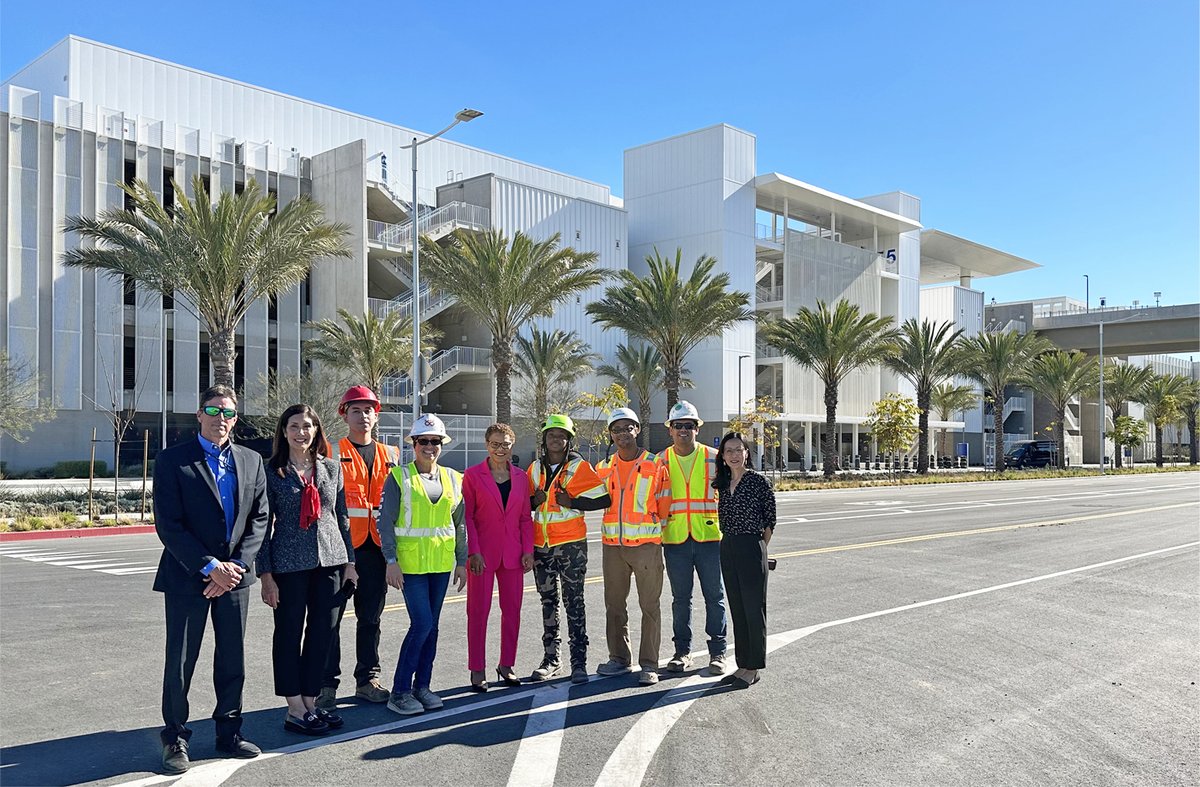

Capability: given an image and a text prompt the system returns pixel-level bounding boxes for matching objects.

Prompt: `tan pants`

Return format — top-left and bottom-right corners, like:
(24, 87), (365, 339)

(602, 543), (663, 668)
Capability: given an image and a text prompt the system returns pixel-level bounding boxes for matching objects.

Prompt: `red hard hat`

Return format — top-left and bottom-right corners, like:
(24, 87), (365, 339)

(338, 386), (381, 414)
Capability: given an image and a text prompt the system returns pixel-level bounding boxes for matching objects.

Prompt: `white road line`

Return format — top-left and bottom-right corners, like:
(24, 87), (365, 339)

(45, 558), (135, 568)
(594, 540), (1200, 787)
(98, 566), (157, 575)
(507, 680), (574, 787)
(66, 562), (135, 570)
(10, 553), (97, 562)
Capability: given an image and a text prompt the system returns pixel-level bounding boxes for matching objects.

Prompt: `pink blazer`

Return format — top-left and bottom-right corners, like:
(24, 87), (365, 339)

(463, 461), (534, 570)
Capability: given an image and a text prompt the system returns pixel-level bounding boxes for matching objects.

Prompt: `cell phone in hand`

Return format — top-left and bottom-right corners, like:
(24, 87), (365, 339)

(767, 558), (777, 571)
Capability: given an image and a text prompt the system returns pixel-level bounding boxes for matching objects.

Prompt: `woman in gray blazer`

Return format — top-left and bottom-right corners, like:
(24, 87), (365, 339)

(257, 404), (355, 735)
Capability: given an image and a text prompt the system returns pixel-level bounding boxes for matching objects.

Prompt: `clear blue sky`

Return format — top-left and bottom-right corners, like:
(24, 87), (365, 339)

(3, 0), (1197, 307)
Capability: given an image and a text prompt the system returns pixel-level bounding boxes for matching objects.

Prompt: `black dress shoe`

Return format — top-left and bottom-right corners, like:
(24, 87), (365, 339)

(284, 711), (330, 735)
(215, 734), (261, 759)
(314, 707), (344, 729)
(161, 739), (190, 774)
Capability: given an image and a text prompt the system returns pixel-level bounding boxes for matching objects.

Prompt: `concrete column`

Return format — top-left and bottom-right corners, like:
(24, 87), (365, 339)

(960, 270), (972, 288)
(803, 421), (812, 469)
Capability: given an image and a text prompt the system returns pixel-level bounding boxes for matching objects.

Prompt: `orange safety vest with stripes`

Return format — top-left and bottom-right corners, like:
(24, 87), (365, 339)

(528, 455), (608, 548)
(657, 444), (721, 544)
(595, 450), (663, 546)
(338, 438), (400, 548)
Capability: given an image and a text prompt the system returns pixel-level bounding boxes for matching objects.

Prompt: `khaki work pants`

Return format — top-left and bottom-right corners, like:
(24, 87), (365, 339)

(601, 542), (664, 668)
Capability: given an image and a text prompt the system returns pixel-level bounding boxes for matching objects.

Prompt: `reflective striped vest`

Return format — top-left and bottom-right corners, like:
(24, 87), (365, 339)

(595, 451), (662, 546)
(528, 455), (607, 547)
(339, 439), (400, 548)
(389, 463), (463, 574)
(658, 445), (721, 544)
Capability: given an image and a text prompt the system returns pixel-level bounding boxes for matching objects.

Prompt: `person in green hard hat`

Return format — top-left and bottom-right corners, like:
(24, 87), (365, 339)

(526, 415), (611, 684)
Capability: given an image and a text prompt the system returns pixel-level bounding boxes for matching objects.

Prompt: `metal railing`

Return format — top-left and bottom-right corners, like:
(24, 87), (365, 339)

(378, 346), (493, 400)
(367, 288), (456, 322)
(1002, 397), (1027, 422)
(756, 283), (784, 303)
(755, 340), (781, 359)
(367, 202), (490, 251)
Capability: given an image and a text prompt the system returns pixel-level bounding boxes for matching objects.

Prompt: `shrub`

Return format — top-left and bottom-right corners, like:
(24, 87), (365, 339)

(53, 460), (107, 478)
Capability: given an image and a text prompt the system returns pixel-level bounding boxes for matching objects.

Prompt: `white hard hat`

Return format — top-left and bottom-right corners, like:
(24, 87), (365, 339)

(410, 413), (452, 444)
(606, 407), (640, 429)
(665, 400), (703, 427)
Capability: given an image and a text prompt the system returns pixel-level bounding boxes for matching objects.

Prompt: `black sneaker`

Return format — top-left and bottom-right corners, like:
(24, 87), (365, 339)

(161, 739), (189, 774)
(215, 734), (261, 759)
(284, 711), (330, 736)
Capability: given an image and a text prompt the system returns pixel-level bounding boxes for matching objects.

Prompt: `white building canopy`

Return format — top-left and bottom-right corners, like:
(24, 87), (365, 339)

(920, 229), (1040, 285)
(755, 173), (922, 239)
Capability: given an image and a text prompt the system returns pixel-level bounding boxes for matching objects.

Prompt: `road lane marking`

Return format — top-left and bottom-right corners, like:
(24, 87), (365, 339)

(770, 501), (1199, 560)
(507, 680), (574, 787)
(596, 539), (1200, 787)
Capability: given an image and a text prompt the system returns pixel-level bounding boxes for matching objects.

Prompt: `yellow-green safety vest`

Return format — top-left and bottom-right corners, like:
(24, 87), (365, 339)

(390, 463), (463, 574)
(659, 445), (721, 544)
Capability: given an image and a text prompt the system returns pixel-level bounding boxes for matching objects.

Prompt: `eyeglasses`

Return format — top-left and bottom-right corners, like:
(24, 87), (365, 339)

(670, 422), (697, 431)
(609, 425), (637, 434)
(202, 406), (237, 419)
(413, 437), (442, 447)
(488, 441), (514, 450)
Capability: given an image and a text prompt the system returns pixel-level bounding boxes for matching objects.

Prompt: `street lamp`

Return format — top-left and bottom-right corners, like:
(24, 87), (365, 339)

(1098, 297), (1106, 474)
(1083, 274), (1089, 313)
(737, 354), (750, 418)
(1154, 291), (1162, 308)
(400, 108), (483, 423)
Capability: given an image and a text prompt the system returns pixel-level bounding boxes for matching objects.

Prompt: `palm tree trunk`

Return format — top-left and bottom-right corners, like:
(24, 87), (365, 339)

(916, 394), (930, 474)
(209, 326), (237, 389)
(938, 425), (949, 460)
(1109, 400), (1122, 468)
(637, 391), (651, 450)
(1187, 407), (1198, 465)
(663, 362), (681, 412)
(823, 383), (838, 478)
(1155, 423), (1164, 467)
(493, 337), (513, 424)
(993, 399), (1006, 473)
(1055, 418), (1066, 470)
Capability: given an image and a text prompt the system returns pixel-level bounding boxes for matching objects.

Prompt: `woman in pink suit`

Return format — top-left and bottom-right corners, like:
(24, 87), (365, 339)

(463, 423), (535, 691)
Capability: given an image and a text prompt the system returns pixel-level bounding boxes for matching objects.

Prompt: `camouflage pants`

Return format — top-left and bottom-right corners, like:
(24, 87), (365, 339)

(533, 540), (589, 669)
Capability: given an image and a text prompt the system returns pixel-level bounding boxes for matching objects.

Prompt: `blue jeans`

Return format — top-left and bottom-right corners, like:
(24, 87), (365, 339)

(392, 571), (450, 693)
(663, 539), (726, 658)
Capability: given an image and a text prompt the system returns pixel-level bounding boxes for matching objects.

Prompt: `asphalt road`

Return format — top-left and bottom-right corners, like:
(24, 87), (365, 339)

(0, 473), (1196, 786)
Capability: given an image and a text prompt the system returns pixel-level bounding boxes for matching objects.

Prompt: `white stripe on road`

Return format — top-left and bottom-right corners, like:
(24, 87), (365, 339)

(507, 680), (574, 787)
(98, 566), (157, 575)
(65, 562), (136, 570)
(594, 540), (1200, 787)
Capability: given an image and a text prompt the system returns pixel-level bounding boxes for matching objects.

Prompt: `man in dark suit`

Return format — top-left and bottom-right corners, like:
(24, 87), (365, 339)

(153, 385), (270, 774)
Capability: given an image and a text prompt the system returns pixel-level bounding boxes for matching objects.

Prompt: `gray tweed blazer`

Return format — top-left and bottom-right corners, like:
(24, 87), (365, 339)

(256, 456), (352, 575)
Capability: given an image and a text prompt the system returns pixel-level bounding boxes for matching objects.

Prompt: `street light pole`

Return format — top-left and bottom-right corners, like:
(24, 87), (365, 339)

(400, 108), (483, 425)
(737, 354), (750, 419)
(1098, 298), (1105, 475)
(1083, 274), (1089, 313)
(160, 308), (174, 450)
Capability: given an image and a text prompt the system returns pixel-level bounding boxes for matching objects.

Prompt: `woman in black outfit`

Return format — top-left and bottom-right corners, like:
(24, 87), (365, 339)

(712, 432), (776, 689)
(257, 404), (356, 735)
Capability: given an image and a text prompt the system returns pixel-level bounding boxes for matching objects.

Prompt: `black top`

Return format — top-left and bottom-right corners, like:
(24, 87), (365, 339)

(351, 440), (377, 483)
(497, 478), (512, 507)
(717, 470), (776, 536)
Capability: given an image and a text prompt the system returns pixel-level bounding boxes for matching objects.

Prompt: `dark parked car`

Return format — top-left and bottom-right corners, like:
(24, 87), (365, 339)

(1005, 440), (1057, 469)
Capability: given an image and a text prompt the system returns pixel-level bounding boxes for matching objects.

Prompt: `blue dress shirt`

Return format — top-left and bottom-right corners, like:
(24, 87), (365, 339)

(197, 435), (238, 577)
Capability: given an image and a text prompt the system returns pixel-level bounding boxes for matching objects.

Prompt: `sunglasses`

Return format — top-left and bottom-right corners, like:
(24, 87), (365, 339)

(202, 406), (238, 419)
(413, 437), (442, 446)
(609, 425), (637, 434)
(670, 422), (697, 430)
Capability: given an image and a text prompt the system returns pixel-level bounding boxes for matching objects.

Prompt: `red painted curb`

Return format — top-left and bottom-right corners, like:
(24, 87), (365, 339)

(0, 525), (157, 542)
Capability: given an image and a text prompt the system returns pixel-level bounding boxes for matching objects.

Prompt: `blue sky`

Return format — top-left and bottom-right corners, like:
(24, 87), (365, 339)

(3, 0), (1197, 308)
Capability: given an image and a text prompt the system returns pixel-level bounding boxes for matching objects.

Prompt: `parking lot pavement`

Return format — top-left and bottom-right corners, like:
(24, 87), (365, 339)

(0, 472), (1196, 786)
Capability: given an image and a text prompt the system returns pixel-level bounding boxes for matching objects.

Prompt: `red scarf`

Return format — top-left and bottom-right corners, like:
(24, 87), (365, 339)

(299, 467), (321, 530)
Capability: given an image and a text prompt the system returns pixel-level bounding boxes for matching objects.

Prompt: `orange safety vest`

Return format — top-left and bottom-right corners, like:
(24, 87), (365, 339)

(338, 438), (400, 548)
(595, 450), (663, 546)
(528, 454), (607, 548)
(657, 445), (721, 544)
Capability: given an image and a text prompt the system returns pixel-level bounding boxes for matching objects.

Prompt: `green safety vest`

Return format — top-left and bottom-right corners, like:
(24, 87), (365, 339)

(660, 445), (721, 544)
(390, 463), (462, 574)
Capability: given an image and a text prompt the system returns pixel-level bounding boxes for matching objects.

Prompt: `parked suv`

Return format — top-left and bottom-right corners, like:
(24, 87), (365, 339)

(1004, 440), (1057, 469)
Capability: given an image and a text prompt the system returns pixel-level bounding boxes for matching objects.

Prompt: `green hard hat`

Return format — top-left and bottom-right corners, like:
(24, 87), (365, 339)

(541, 414), (576, 437)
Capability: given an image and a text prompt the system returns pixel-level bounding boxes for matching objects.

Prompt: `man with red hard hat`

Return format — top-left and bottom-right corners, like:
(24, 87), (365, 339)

(318, 386), (400, 708)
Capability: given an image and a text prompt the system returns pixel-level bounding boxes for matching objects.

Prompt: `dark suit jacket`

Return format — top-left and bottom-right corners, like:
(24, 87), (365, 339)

(463, 461), (534, 570)
(152, 437), (270, 594)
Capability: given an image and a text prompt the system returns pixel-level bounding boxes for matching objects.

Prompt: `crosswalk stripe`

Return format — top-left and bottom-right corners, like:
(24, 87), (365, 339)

(98, 567), (157, 575)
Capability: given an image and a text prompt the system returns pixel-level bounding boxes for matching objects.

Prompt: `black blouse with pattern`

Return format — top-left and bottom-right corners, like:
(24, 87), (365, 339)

(716, 470), (777, 536)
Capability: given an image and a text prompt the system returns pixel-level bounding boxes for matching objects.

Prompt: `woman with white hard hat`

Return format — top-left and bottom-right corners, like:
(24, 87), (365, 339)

(377, 414), (468, 716)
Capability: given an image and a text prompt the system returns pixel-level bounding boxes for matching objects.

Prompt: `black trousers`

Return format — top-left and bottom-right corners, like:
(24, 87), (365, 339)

(161, 587), (250, 744)
(272, 566), (342, 697)
(719, 535), (769, 670)
(325, 540), (389, 688)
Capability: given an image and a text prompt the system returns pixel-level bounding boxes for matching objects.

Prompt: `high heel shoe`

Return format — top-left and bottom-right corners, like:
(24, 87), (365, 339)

(470, 670), (489, 693)
(496, 665), (521, 686)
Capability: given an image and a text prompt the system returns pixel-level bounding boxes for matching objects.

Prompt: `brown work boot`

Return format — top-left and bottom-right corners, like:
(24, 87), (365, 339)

(355, 679), (390, 703)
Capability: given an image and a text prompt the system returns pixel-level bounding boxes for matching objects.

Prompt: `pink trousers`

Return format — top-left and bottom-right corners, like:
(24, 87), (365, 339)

(466, 564), (525, 671)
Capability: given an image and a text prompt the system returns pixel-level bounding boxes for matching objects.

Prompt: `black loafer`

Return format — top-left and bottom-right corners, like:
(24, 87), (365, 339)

(216, 734), (261, 759)
(284, 711), (330, 735)
(161, 739), (190, 774)
(314, 707), (344, 729)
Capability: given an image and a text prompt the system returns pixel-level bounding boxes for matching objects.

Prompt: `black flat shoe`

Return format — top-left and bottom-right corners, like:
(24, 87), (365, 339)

(496, 666), (521, 686)
(284, 711), (330, 735)
(161, 739), (189, 774)
(314, 707), (344, 729)
(731, 674), (761, 690)
(718, 673), (739, 685)
(215, 734), (260, 759)
(470, 670), (489, 692)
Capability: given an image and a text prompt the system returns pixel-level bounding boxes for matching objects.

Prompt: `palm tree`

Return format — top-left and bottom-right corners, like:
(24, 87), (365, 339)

(420, 229), (604, 424)
(65, 176), (351, 387)
(1099, 362), (1154, 468)
(1181, 378), (1200, 466)
(597, 343), (692, 444)
(586, 248), (752, 411)
(759, 299), (900, 478)
(1027, 350), (1100, 469)
(1142, 374), (1190, 467)
(513, 326), (597, 423)
(957, 330), (1052, 472)
(931, 382), (980, 460)
(305, 307), (442, 395)
(883, 319), (964, 474)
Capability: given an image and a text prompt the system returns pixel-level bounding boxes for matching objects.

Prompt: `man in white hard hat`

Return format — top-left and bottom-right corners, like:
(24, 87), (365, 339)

(656, 400), (727, 677)
(594, 407), (667, 686)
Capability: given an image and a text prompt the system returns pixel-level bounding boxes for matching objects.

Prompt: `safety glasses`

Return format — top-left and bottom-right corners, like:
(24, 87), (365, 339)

(202, 406), (238, 419)
(413, 437), (443, 447)
(669, 421), (697, 431)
